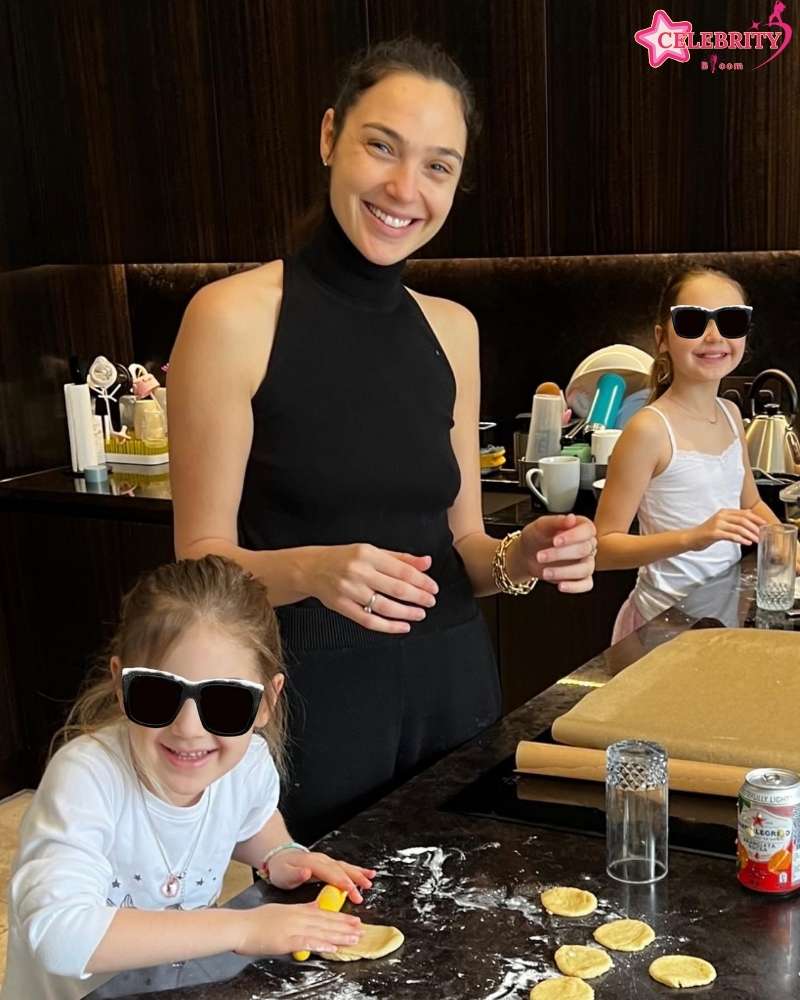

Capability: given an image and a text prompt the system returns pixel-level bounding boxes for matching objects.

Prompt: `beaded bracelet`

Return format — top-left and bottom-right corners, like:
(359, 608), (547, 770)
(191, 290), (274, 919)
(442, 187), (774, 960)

(258, 841), (310, 878)
(491, 530), (538, 596)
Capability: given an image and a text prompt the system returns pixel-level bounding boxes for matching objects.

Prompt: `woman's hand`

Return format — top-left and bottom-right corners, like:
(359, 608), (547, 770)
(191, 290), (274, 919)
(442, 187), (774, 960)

(304, 544), (439, 633)
(266, 848), (375, 905)
(517, 514), (596, 593)
(687, 509), (766, 550)
(234, 901), (362, 958)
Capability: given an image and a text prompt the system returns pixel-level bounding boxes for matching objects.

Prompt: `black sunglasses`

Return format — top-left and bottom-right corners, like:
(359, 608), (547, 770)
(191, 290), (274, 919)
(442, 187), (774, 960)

(121, 668), (264, 737)
(670, 305), (752, 340)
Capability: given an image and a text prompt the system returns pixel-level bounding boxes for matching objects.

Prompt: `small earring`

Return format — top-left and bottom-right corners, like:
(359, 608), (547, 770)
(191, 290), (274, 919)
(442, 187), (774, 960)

(322, 158), (328, 167)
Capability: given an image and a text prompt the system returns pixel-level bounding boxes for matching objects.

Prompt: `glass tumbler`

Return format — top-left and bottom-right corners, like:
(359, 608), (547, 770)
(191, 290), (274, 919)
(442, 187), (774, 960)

(756, 523), (797, 612)
(606, 740), (668, 884)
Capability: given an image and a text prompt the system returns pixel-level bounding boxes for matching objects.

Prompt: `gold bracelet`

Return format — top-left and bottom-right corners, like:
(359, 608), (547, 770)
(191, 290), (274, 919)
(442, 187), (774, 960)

(491, 530), (538, 596)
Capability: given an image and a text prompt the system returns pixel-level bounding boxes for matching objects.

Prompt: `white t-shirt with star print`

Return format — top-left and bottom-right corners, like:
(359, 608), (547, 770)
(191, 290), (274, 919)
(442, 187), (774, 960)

(1, 722), (280, 1000)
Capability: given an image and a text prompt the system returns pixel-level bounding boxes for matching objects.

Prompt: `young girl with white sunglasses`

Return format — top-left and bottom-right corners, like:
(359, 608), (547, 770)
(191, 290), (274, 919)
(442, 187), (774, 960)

(1, 556), (371, 1000)
(595, 267), (790, 642)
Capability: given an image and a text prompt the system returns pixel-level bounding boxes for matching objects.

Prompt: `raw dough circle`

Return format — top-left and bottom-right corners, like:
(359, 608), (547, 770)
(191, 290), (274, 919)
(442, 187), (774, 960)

(540, 887), (598, 917)
(530, 976), (594, 999)
(319, 923), (404, 962)
(554, 944), (613, 979)
(649, 954), (717, 988)
(593, 918), (655, 952)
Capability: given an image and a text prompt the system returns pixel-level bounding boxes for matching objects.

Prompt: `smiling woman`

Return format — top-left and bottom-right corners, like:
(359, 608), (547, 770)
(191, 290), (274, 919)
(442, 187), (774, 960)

(167, 37), (596, 845)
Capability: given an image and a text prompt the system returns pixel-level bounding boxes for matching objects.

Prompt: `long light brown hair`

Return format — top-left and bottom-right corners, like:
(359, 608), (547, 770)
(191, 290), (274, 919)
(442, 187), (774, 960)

(54, 555), (287, 777)
(648, 267), (749, 402)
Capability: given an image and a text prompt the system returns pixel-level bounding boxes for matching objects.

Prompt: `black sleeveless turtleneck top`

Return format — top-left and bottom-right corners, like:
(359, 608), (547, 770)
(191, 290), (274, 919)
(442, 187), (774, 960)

(238, 204), (476, 650)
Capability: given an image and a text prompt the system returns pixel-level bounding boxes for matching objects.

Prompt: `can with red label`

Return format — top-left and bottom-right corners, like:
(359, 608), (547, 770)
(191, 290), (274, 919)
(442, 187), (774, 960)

(737, 768), (800, 895)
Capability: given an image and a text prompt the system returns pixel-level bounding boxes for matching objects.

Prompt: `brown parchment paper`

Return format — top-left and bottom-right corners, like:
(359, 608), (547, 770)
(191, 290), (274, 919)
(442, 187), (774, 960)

(551, 629), (800, 771)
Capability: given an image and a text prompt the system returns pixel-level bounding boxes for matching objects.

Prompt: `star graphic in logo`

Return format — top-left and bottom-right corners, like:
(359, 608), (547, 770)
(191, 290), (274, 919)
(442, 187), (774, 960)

(634, 9), (693, 68)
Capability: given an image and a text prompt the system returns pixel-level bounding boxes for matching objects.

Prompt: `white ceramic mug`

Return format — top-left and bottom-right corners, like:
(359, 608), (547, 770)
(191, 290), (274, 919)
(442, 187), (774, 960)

(591, 429), (622, 465)
(525, 456), (580, 512)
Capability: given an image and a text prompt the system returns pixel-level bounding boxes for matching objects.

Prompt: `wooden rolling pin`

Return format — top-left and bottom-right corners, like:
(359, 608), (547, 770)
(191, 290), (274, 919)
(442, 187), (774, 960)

(516, 741), (749, 798)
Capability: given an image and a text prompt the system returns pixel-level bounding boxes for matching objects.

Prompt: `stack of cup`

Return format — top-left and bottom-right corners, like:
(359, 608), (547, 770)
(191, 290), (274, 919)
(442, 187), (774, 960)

(525, 393), (564, 463)
(591, 429), (622, 466)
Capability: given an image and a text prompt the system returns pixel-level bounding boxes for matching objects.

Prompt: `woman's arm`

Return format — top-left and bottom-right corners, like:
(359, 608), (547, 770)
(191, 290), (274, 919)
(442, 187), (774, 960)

(424, 297), (594, 596)
(168, 272), (316, 605)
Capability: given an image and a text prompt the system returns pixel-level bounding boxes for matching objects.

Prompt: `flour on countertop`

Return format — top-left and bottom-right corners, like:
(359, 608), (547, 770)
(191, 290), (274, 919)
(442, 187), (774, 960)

(479, 955), (554, 1000)
(249, 963), (379, 999)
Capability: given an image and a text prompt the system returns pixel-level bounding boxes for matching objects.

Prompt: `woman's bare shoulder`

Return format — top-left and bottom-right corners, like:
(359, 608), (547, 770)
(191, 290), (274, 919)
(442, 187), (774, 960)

(407, 288), (474, 329)
(187, 260), (284, 320)
(406, 289), (477, 370)
(173, 261), (284, 396)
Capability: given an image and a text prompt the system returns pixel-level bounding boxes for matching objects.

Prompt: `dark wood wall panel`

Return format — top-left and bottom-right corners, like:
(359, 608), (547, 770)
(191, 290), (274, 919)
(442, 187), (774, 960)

(0, 511), (175, 784)
(4, 0), (799, 264)
(548, 0), (800, 255)
(723, 1), (800, 249)
(0, 598), (24, 796)
(366, 0), (549, 256)
(0, 2), (35, 270)
(548, 1), (721, 254)
(0, 265), (132, 478)
(6, 0), (227, 264)
(206, 0), (366, 260)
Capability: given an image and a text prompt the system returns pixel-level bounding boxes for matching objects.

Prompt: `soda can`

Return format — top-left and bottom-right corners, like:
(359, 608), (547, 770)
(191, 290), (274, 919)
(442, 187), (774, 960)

(737, 768), (800, 895)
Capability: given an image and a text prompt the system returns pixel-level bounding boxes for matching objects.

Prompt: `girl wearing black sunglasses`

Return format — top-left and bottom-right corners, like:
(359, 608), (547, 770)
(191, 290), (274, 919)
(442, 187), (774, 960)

(2, 556), (380, 1000)
(594, 267), (792, 641)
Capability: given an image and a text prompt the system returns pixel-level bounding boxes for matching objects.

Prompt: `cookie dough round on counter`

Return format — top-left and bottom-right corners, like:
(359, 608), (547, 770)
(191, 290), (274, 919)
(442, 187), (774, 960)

(593, 918), (655, 951)
(554, 944), (613, 979)
(530, 975), (594, 999)
(648, 954), (717, 988)
(540, 887), (598, 917)
(319, 923), (403, 962)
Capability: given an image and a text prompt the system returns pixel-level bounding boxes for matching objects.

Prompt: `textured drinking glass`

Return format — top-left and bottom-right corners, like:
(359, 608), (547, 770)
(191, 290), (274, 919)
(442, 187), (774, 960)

(606, 740), (668, 884)
(756, 523), (797, 611)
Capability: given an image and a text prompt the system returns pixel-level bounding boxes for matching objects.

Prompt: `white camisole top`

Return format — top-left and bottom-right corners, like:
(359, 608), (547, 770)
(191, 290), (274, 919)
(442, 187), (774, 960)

(633, 399), (745, 620)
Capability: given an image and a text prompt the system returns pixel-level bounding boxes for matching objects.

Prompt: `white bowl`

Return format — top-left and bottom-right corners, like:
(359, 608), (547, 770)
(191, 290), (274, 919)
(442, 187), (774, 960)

(566, 345), (654, 418)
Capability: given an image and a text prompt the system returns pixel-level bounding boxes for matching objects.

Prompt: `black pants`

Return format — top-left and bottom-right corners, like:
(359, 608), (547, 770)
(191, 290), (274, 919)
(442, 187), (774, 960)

(279, 610), (501, 845)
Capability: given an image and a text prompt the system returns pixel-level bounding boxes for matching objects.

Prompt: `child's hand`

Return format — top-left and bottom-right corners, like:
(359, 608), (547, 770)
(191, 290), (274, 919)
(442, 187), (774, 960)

(267, 848), (376, 904)
(688, 508), (765, 550)
(234, 901), (362, 957)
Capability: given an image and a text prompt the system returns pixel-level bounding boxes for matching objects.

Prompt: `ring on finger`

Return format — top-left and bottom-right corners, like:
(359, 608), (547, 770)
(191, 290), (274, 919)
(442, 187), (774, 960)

(363, 592), (378, 615)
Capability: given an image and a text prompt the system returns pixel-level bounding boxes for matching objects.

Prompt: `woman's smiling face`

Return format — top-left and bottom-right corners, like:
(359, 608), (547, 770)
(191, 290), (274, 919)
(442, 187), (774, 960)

(321, 71), (467, 265)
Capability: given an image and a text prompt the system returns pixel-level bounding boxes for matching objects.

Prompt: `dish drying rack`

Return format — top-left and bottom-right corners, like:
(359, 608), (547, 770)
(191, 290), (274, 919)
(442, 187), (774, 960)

(104, 435), (169, 465)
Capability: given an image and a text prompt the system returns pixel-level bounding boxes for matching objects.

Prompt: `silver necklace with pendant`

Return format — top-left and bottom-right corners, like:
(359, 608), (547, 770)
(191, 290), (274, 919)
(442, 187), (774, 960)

(668, 396), (719, 424)
(137, 780), (213, 899)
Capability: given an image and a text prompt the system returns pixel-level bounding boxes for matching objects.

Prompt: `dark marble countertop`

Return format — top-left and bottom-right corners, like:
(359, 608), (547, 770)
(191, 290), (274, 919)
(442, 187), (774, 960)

(90, 556), (800, 1000)
(0, 465), (568, 532)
